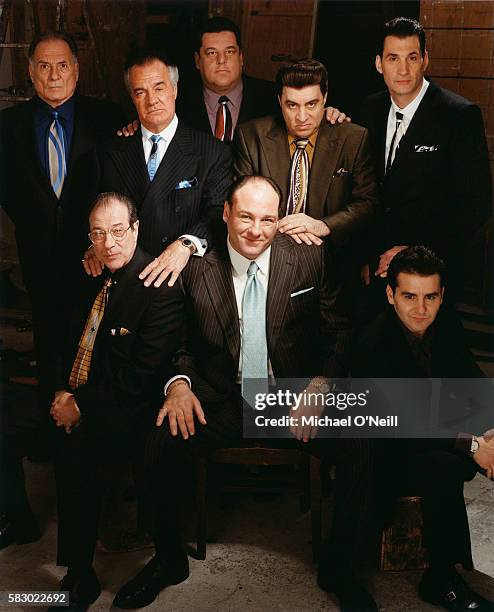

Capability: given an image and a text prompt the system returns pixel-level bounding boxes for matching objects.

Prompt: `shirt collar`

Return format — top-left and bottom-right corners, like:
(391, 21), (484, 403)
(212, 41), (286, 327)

(33, 94), (75, 126)
(203, 78), (244, 114)
(391, 78), (429, 122)
(141, 114), (178, 143)
(288, 128), (319, 149)
(227, 238), (271, 278)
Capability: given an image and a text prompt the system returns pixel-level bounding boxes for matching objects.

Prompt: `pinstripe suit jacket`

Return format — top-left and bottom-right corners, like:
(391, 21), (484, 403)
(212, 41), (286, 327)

(97, 121), (232, 257)
(175, 233), (350, 405)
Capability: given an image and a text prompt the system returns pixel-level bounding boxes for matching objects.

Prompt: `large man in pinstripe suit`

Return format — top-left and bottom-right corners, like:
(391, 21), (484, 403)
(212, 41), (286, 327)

(84, 48), (232, 287)
(113, 176), (377, 612)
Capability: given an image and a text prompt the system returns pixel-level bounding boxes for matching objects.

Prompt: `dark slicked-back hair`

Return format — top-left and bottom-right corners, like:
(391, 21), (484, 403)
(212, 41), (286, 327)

(124, 47), (179, 90)
(227, 175), (282, 210)
(276, 59), (328, 97)
(194, 16), (242, 53)
(387, 245), (445, 292)
(28, 30), (78, 61)
(89, 192), (138, 227)
(381, 17), (426, 56)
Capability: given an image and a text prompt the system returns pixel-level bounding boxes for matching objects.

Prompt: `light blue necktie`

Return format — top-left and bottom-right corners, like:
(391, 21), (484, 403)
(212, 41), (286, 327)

(241, 261), (269, 405)
(48, 111), (66, 198)
(147, 134), (162, 181)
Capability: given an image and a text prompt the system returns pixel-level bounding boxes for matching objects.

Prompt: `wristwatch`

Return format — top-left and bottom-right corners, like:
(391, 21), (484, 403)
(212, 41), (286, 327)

(180, 237), (197, 255)
(470, 436), (480, 455)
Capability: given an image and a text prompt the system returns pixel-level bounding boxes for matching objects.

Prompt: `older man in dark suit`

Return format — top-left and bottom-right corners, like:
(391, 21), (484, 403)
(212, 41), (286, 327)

(113, 176), (377, 612)
(0, 31), (124, 548)
(85, 48), (232, 289)
(359, 17), (492, 301)
(50, 192), (183, 610)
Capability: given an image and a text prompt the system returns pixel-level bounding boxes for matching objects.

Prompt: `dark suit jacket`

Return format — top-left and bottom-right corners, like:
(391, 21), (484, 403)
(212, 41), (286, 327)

(0, 94), (125, 296)
(233, 115), (377, 249)
(175, 233), (350, 405)
(359, 81), (492, 266)
(98, 121), (232, 257)
(64, 247), (183, 437)
(175, 74), (279, 136)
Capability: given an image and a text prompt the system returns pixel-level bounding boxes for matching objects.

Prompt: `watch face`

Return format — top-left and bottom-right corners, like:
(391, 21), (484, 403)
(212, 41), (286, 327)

(471, 439), (480, 453)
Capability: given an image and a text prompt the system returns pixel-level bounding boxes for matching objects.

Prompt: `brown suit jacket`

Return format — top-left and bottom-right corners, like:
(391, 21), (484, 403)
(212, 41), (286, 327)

(175, 233), (350, 406)
(233, 115), (377, 250)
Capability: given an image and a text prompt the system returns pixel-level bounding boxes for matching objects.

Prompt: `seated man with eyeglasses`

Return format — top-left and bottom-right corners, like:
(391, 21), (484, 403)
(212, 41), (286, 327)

(49, 191), (183, 610)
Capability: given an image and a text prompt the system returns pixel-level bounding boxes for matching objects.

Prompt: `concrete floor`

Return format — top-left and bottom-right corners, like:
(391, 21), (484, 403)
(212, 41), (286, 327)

(0, 459), (493, 612)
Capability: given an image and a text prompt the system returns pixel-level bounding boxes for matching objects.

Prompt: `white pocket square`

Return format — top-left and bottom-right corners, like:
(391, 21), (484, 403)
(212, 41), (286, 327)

(414, 144), (438, 153)
(290, 287), (314, 298)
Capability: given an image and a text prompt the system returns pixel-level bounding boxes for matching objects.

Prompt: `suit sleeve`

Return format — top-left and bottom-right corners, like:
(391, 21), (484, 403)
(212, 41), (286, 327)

(73, 284), (184, 433)
(187, 142), (233, 246)
(322, 127), (378, 248)
(232, 124), (256, 178)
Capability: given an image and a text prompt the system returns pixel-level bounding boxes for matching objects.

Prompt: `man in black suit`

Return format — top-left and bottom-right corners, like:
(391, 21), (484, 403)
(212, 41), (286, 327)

(49, 192), (183, 610)
(176, 16), (278, 140)
(0, 31), (124, 545)
(113, 176), (378, 612)
(85, 48), (232, 289)
(359, 17), (492, 301)
(353, 246), (494, 612)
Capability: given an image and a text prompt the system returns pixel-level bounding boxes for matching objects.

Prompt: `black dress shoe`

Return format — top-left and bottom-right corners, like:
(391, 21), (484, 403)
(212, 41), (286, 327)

(419, 568), (494, 611)
(113, 554), (189, 609)
(48, 568), (101, 611)
(317, 565), (378, 612)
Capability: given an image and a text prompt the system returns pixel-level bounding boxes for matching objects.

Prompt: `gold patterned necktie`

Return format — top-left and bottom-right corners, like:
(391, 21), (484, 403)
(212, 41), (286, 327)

(69, 278), (112, 389)
(286, 138), (309, 215)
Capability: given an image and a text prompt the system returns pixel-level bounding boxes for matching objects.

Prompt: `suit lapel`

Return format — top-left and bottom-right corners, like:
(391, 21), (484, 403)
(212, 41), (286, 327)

(375, 95), (390, 179)
(263, 119), (291, 204)
(266, 236), (297, 355)
(203, 248), (241, 365)
(308, 122), (343, 216)
(107, 129), (149, 208)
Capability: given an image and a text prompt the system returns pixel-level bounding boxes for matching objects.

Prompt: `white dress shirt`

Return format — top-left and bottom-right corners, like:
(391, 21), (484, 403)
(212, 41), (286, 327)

(385, 78), (429, 168)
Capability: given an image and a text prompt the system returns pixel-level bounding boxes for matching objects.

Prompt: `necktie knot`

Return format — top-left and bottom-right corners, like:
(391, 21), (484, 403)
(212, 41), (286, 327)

(295, 138), (309, 150)
(396, 111), (404, 122)
(218, 95), (230, 106)
(247, 261), (259, 277)
(150, 134), (161, 144)
(50, 110), (59, 121)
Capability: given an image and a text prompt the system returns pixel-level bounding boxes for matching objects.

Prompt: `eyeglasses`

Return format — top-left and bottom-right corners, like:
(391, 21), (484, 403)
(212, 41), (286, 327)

(88, 226), (131, 244)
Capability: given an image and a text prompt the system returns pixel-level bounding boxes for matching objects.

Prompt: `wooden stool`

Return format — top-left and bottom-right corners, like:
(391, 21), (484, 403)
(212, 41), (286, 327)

(196, 445), (322, 561)
(380, 495), (428, 571)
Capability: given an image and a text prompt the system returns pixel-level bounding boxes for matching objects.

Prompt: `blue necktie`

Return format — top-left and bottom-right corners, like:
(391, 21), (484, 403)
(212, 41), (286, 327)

(241, 261), (269, 405)
(48, 111), (66, 198)
(147, 135), (162, 181)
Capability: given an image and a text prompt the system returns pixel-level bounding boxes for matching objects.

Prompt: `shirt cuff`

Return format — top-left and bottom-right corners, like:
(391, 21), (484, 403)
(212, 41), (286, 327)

(163, 375), (191, 396)
(179, 234), (207, 257)
(455, 432), (473, 454)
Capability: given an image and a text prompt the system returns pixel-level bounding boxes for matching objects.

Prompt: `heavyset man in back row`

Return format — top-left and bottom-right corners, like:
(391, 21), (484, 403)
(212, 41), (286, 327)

(0, 11), (493, 612)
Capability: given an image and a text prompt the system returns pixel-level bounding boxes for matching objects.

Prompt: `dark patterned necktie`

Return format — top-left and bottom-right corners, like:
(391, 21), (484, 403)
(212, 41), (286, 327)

(69, 278), (112, 389)
(214, 96), (232, 142)
(286, 138), (309, 215)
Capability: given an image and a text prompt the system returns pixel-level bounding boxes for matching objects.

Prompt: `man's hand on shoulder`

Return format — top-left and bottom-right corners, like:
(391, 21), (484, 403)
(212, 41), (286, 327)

(139, 240), (193, 288)
(117, 119), (139, 137)
(156, 381), (206, 440)
(278, 213), (329, 244)
(325, 106), (351, 125)
(82, 245), (104, 277)
(375, 245), (408, 278)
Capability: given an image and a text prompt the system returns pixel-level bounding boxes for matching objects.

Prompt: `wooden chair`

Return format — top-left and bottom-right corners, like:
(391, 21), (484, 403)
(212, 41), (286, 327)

(195, 445), (322, 561)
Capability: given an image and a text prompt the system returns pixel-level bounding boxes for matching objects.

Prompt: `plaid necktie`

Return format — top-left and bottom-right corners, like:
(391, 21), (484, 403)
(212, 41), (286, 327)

(286, 138), (309, 215)
(214, 95), (232, 142)
(241, 261), (268, 405)
(48, 111), (67, 198)
(386, 111), (404, 174)
(69, 278), (112, 389)
(147, 134), (162, 181)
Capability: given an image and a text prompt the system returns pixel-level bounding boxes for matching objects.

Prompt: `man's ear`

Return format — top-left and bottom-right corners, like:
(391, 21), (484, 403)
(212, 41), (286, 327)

(440, 286), (445, 302)
(386, 284), (394, 305)
(194, 52), (200, 71)
(423, 50), (429, 72)
(322, 92), (327, 106)
(222, 201), (230, 223)
(277, 94), (282, 108)
(133, 219), (139, 239)
(375, 55), (383, 74)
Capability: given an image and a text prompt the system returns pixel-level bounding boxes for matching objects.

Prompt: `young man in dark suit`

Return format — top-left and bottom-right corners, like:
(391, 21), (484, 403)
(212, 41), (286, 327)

(113, 176), (378, 612)
(359, 18), (492, 300)
(0, 31), (125, 547)
(85, 48), (232, 289)
(353, 246), (494, 612)
(49, 192), (183, 610)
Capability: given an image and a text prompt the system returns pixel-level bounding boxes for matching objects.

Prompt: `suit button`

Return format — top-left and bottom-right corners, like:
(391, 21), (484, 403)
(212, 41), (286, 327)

(161, 237), (168, 243)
